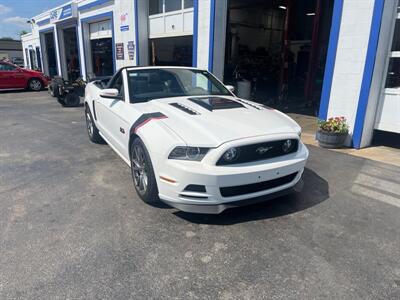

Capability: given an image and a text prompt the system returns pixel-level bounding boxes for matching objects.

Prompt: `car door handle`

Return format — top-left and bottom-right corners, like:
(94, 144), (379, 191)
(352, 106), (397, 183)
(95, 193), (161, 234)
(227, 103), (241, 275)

(120, 127), (125, 134)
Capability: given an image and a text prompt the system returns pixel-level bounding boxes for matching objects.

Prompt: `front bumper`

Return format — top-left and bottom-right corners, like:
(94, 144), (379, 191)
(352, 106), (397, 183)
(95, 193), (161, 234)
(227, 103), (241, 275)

(156, 141), (309, 214)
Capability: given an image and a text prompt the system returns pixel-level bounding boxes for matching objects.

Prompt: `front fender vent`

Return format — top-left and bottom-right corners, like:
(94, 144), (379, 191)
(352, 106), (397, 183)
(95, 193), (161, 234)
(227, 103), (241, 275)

(169, 102), (200, 115)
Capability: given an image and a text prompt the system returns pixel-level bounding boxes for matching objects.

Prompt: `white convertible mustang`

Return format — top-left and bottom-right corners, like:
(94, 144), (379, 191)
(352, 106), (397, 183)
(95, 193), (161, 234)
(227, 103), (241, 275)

(84, 66), (308, 213)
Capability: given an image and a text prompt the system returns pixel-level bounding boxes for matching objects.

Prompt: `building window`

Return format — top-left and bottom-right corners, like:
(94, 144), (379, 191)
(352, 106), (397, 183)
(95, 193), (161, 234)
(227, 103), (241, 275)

(184, 0), (193, 9)
(149, 0), (191, 15)
(385, 11), (400, 89)
(165, 0), (181, 12)
(149, 0), (163, 15)
(385, 58), (400, 88)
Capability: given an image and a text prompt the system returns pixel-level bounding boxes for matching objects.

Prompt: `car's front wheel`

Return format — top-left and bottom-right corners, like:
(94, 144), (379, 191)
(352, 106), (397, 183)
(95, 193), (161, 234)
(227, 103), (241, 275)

(28, 78), (43, 91)
(130, 138), (159, 204)
(85, 106), (103, 143)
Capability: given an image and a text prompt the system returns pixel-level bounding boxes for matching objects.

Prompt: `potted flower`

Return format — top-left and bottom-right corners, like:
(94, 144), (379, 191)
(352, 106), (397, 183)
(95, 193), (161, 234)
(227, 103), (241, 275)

(316, 116), (349, 148)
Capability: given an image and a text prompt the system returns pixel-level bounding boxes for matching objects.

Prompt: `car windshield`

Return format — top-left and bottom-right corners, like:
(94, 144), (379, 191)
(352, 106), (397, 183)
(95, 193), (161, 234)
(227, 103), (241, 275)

(127, 68), (231, 103)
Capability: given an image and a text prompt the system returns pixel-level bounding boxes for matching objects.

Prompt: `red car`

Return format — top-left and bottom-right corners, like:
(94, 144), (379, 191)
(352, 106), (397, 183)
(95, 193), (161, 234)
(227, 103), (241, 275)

(0, 60), (50, 91)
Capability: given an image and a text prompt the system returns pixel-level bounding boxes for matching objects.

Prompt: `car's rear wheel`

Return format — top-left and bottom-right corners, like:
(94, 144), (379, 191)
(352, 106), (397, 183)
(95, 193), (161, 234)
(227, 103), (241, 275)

(130, 138), (159, 204)
(28, 78), (43, 91)
(85, 106), (103, 143)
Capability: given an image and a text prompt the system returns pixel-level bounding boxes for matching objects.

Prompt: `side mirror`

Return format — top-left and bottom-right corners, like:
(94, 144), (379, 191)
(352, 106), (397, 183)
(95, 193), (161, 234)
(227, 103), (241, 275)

(226, 85), (235, 93)
(100, 88), (122, 100)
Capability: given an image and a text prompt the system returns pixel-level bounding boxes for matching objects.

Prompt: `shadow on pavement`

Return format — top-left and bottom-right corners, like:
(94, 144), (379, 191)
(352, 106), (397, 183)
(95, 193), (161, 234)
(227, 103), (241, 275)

(174, 167), (329, 225)
(0, 89), (48, 94)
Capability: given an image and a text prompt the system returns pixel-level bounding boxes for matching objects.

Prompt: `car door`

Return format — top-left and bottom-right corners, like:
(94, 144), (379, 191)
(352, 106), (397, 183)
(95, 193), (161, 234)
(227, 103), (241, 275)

(96, 70), (131, 160)
(0, 63), (26, 88)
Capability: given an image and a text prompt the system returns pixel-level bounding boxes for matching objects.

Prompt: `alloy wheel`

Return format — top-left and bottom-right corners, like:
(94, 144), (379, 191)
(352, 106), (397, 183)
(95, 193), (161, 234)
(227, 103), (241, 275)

(86, 112), (93, 138)
(132, 144), (148, 194)
(30, 79), (42, 91)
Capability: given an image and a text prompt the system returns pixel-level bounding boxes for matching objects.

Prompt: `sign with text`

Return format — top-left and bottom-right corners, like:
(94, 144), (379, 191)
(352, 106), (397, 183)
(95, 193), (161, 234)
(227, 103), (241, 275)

(120, 13), (129, 32)
(50, 3), (76, 23)
(127, 41), (135, 60)
(120, 25), (129, 32)
(116, 43), (124, 60)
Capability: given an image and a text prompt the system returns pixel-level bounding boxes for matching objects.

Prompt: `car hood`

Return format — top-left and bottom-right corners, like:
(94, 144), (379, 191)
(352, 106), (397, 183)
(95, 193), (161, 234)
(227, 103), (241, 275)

(135, 96), (301, 147)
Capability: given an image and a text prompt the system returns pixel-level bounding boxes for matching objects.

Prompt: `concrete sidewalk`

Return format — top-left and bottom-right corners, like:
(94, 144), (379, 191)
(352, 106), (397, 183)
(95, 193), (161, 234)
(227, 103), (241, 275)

(289, 113), (400, 167)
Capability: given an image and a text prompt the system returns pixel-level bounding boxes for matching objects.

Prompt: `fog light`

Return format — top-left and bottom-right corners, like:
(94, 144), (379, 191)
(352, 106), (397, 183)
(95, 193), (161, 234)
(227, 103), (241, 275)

(282, 139), (293, 153)
(223, 147), (239, 162)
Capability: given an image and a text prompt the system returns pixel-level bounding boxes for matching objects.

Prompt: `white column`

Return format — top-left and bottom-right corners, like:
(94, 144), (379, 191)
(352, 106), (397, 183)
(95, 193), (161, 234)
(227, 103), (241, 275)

(53, 25), (62, 76)
(211, 0), (227, 80)
(327, 0), (375, 146)
(77, 21), (87, 80)
(196, 0), (211, 70)
(360, 0), (397, 147)
(136, 0), (149, 66)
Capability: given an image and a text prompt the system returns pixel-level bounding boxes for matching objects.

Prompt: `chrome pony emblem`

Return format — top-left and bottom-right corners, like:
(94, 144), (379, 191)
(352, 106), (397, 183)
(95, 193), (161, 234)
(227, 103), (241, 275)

(256, 146), (274, 155)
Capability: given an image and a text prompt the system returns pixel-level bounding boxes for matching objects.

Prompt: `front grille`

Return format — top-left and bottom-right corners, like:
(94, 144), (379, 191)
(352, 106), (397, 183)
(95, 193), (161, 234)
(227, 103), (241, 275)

(220, 172), (297, 198)
(216, 139), (298, 166)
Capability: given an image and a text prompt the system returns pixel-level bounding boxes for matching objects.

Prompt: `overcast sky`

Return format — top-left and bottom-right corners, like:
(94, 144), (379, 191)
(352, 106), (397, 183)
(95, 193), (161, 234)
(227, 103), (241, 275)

(0, 0), (66, 40)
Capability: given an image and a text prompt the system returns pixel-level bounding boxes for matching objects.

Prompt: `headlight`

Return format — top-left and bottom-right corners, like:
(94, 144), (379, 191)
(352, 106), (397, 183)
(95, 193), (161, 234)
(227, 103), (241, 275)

(168, 146), (209, 161)
(222, 147), (239, 162)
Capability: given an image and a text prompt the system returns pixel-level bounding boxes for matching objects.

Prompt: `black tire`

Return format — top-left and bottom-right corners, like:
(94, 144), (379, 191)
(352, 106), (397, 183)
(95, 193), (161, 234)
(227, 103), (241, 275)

(28, 78), (43, 91)
(48, 82), (59, 97)
(85, 106), (103, 143)
(64, 93), (80, 107)
(130, 138), (159, 204)
(57, 96), (66, 106)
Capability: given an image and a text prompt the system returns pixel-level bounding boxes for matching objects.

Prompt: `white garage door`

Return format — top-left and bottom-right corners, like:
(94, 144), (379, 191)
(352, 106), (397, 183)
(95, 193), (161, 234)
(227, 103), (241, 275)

(89, 19), (112, 40)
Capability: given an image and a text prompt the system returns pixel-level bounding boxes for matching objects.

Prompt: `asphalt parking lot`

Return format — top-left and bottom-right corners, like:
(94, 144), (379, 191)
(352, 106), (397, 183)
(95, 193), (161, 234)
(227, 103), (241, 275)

(1, 91), (400, 299)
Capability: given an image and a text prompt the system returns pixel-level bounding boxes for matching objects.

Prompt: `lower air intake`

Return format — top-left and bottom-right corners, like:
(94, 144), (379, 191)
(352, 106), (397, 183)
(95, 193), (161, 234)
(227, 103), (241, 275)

(220, 172), (298, 197)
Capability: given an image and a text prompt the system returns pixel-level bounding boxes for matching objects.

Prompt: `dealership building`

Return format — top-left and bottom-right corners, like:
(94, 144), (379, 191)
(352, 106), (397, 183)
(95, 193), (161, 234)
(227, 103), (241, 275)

(21, 0), (399, 148)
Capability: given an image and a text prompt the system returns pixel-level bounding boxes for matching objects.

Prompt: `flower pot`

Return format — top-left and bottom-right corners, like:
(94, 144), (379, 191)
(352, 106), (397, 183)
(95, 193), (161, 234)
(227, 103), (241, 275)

(316, 130), (347, 149)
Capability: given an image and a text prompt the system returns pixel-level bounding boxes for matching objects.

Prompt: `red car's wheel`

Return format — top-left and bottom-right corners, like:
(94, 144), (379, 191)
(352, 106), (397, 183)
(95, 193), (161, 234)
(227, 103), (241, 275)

(28, 78), (43, 91)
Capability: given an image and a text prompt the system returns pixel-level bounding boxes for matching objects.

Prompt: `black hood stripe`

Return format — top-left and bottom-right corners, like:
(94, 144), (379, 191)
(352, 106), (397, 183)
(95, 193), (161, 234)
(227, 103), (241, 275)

(188, 96), (245, 111)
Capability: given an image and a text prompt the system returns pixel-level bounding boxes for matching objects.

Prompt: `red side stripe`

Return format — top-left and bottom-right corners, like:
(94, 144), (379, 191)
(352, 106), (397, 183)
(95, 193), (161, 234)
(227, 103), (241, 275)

(134, 116), (167, 133)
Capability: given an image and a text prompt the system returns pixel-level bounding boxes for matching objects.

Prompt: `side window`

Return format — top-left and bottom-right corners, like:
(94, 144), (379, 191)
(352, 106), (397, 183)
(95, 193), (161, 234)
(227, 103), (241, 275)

(0, 63), (15, 71)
